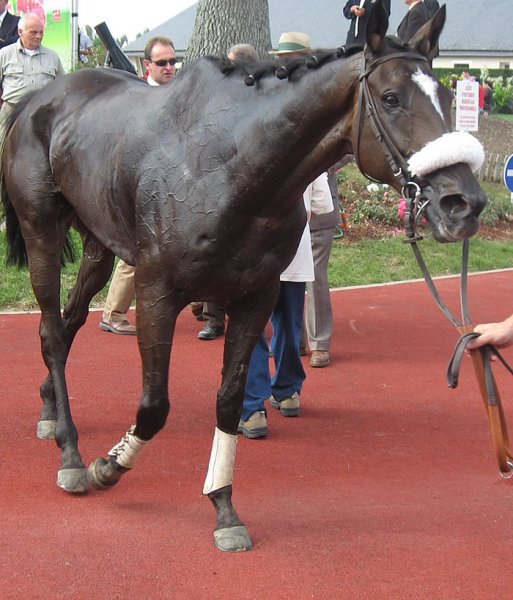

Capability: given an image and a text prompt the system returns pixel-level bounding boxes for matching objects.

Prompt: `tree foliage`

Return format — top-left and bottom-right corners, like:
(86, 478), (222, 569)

(185, 0), (271, 63)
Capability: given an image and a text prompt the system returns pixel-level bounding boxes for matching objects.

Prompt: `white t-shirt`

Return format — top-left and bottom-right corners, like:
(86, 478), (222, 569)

(280, 172), (333, 282)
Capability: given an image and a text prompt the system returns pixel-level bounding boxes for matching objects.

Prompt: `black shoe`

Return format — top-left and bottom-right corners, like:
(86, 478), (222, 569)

(198, 325), (224, 340)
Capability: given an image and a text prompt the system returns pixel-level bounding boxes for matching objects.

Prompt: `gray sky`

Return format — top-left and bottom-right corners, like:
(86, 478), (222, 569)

(77, 0), (196, 42)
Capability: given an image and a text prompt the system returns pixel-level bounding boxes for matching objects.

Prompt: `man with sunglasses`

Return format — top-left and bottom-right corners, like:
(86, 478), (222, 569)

(100, 36), (176, 335)
(143, 36), (177, 85)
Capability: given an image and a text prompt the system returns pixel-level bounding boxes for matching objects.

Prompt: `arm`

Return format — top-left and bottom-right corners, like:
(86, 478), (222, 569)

(0, 15), (20, 48)
(343, 0), (358, 20)
(468, 315), (513, 350)
(309, 173), (334, 216)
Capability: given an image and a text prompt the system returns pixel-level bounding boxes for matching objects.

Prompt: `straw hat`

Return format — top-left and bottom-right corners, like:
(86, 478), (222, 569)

(269, 32), (312, 55)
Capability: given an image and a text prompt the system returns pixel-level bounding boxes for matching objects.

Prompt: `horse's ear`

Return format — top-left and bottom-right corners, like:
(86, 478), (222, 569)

(365, 0), (389, 53)
(408, 5), (446, 61)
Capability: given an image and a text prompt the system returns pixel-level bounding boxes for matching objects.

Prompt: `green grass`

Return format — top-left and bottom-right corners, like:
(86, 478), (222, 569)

(493, 113), (513, 122)
(329, 235), (513, 288)
(0, 230), (109, 312)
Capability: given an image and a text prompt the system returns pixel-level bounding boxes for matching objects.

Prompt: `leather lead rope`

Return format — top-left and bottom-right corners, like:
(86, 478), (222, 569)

(404, 190), (513, 477)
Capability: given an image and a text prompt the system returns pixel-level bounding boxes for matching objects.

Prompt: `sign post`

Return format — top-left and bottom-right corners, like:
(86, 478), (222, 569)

(504, 154), (513, 203)
(455, 79), (479, 132)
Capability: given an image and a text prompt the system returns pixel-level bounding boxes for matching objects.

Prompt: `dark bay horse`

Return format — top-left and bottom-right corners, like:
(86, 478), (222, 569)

(1, 4), (486, 551)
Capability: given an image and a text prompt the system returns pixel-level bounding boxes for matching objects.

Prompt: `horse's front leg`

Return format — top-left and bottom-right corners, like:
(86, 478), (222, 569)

(87, 286), (180, 490)
(204, 286), (278, 552)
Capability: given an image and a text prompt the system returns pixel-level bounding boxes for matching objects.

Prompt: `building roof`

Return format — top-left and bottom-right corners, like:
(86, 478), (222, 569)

(124, 0), (513, 56)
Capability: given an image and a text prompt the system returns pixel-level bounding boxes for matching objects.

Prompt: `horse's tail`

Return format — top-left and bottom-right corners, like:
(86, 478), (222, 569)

(1, 92), (77, 268)
(1, 93), (38, 267)
(2, 179), (27, 267)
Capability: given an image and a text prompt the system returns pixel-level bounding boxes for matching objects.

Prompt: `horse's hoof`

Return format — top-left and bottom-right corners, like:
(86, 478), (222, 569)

(213, 525), (253, 552)
(37, 420), (56, 440)
(87, 457), (124, 490)
(57, 468), (88, 493)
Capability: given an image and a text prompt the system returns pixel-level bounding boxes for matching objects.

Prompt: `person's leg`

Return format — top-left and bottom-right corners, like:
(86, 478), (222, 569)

(270, 281), (306, 414)
(306, 227), (335, 366)
(198, 302), (225, 340)
(238, 333), (271, 438)
(100, 259), (136, 334)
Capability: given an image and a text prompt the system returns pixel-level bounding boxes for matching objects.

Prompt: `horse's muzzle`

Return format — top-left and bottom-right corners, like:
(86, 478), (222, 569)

(422, 164), (487, 243)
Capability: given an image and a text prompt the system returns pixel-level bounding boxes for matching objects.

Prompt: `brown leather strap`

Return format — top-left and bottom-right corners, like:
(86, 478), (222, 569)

(408, 234), (513, 477)
(448, 327), (513, 477)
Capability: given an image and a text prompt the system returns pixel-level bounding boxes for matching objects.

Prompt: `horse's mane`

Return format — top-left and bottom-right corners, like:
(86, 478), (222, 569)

(208, 46), (361, 86)
(181, 37), (411, 89)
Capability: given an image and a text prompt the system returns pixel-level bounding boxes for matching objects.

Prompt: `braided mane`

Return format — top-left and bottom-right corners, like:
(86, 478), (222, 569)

(201, 44), (365, 87)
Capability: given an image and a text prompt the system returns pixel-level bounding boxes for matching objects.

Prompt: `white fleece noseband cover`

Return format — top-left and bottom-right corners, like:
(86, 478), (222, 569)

(203, 427), (238, 495)
(407, 131), (485, 177)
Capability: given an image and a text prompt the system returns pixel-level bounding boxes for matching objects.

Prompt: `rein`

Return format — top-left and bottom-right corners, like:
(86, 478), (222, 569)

(404, 194), (513, 478)
(355, 49), (513, 477)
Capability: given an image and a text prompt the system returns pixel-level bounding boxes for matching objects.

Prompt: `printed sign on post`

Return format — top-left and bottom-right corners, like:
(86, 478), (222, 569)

(455, 80), (479, 132)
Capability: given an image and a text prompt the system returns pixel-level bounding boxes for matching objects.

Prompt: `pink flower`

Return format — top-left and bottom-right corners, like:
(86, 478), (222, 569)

(397, 198), (407, 220)
(397, 198), (428, 225)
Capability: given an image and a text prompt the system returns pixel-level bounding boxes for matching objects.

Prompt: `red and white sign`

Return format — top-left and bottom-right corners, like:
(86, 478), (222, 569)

(456, 80), (479, 132)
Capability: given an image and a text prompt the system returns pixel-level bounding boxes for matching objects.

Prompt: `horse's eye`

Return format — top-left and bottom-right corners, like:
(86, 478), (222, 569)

(383, 93), (399, 108)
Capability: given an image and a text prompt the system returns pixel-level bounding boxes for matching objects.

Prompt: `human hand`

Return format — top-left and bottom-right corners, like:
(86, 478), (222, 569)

(468, 316), (513, 350)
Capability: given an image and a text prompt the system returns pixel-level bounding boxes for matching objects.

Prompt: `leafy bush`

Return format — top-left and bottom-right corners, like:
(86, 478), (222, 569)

(492, 82), (513, 114)
(337, 167), (402, 226)
(337, 163), (513, 231)
(480, 192), (513, 225)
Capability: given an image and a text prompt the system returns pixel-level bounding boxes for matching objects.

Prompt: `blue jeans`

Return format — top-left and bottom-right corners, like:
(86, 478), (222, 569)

(242, 281), (306, 420)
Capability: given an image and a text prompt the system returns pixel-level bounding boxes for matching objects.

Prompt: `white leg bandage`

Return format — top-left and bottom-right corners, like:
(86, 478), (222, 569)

(407, 131), (485, 177)
(108, 425), (148, 469)
(203, 427), (238, 495)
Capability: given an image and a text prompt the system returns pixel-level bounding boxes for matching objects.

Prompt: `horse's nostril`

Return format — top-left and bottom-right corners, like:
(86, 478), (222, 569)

(440, 195), (472, 220)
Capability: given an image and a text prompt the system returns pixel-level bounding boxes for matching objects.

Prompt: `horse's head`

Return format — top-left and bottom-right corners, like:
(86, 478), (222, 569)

(353, 2), (487, 242)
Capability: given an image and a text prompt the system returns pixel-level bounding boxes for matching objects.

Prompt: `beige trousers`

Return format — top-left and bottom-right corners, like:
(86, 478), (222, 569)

(0, 102), (14, 160)
(102, 259), (136, 322)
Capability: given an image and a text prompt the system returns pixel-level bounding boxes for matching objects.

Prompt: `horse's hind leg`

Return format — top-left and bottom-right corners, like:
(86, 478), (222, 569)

(37, 233), (115, 441)
(28, 225), (114, 493)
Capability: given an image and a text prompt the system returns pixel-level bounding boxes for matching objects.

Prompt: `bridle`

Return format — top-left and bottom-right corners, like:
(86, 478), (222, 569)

(352, 48), (513, 477)
(353, 49), (433, 241)
(354, 51), (428, 190)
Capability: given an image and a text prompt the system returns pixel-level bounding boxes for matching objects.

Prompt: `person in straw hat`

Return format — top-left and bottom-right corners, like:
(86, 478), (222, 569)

(269, 31), (312, 56)
(271, 30), (342, 371)
(237, 32), (335, 438)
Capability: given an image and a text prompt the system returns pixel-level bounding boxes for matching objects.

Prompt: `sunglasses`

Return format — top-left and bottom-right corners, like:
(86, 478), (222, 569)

(150, 58), (177, 67)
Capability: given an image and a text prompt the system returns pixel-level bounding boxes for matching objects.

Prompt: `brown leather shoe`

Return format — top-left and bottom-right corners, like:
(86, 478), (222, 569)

(99, 319), (137, 336)
(310, 350), (330, 368)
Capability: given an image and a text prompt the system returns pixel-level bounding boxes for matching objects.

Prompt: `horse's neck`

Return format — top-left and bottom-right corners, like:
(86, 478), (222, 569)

(227, 54), (361, 205)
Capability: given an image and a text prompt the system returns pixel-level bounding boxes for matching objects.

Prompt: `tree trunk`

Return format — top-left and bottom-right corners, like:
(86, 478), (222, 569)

(185, 0), (271, 63)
